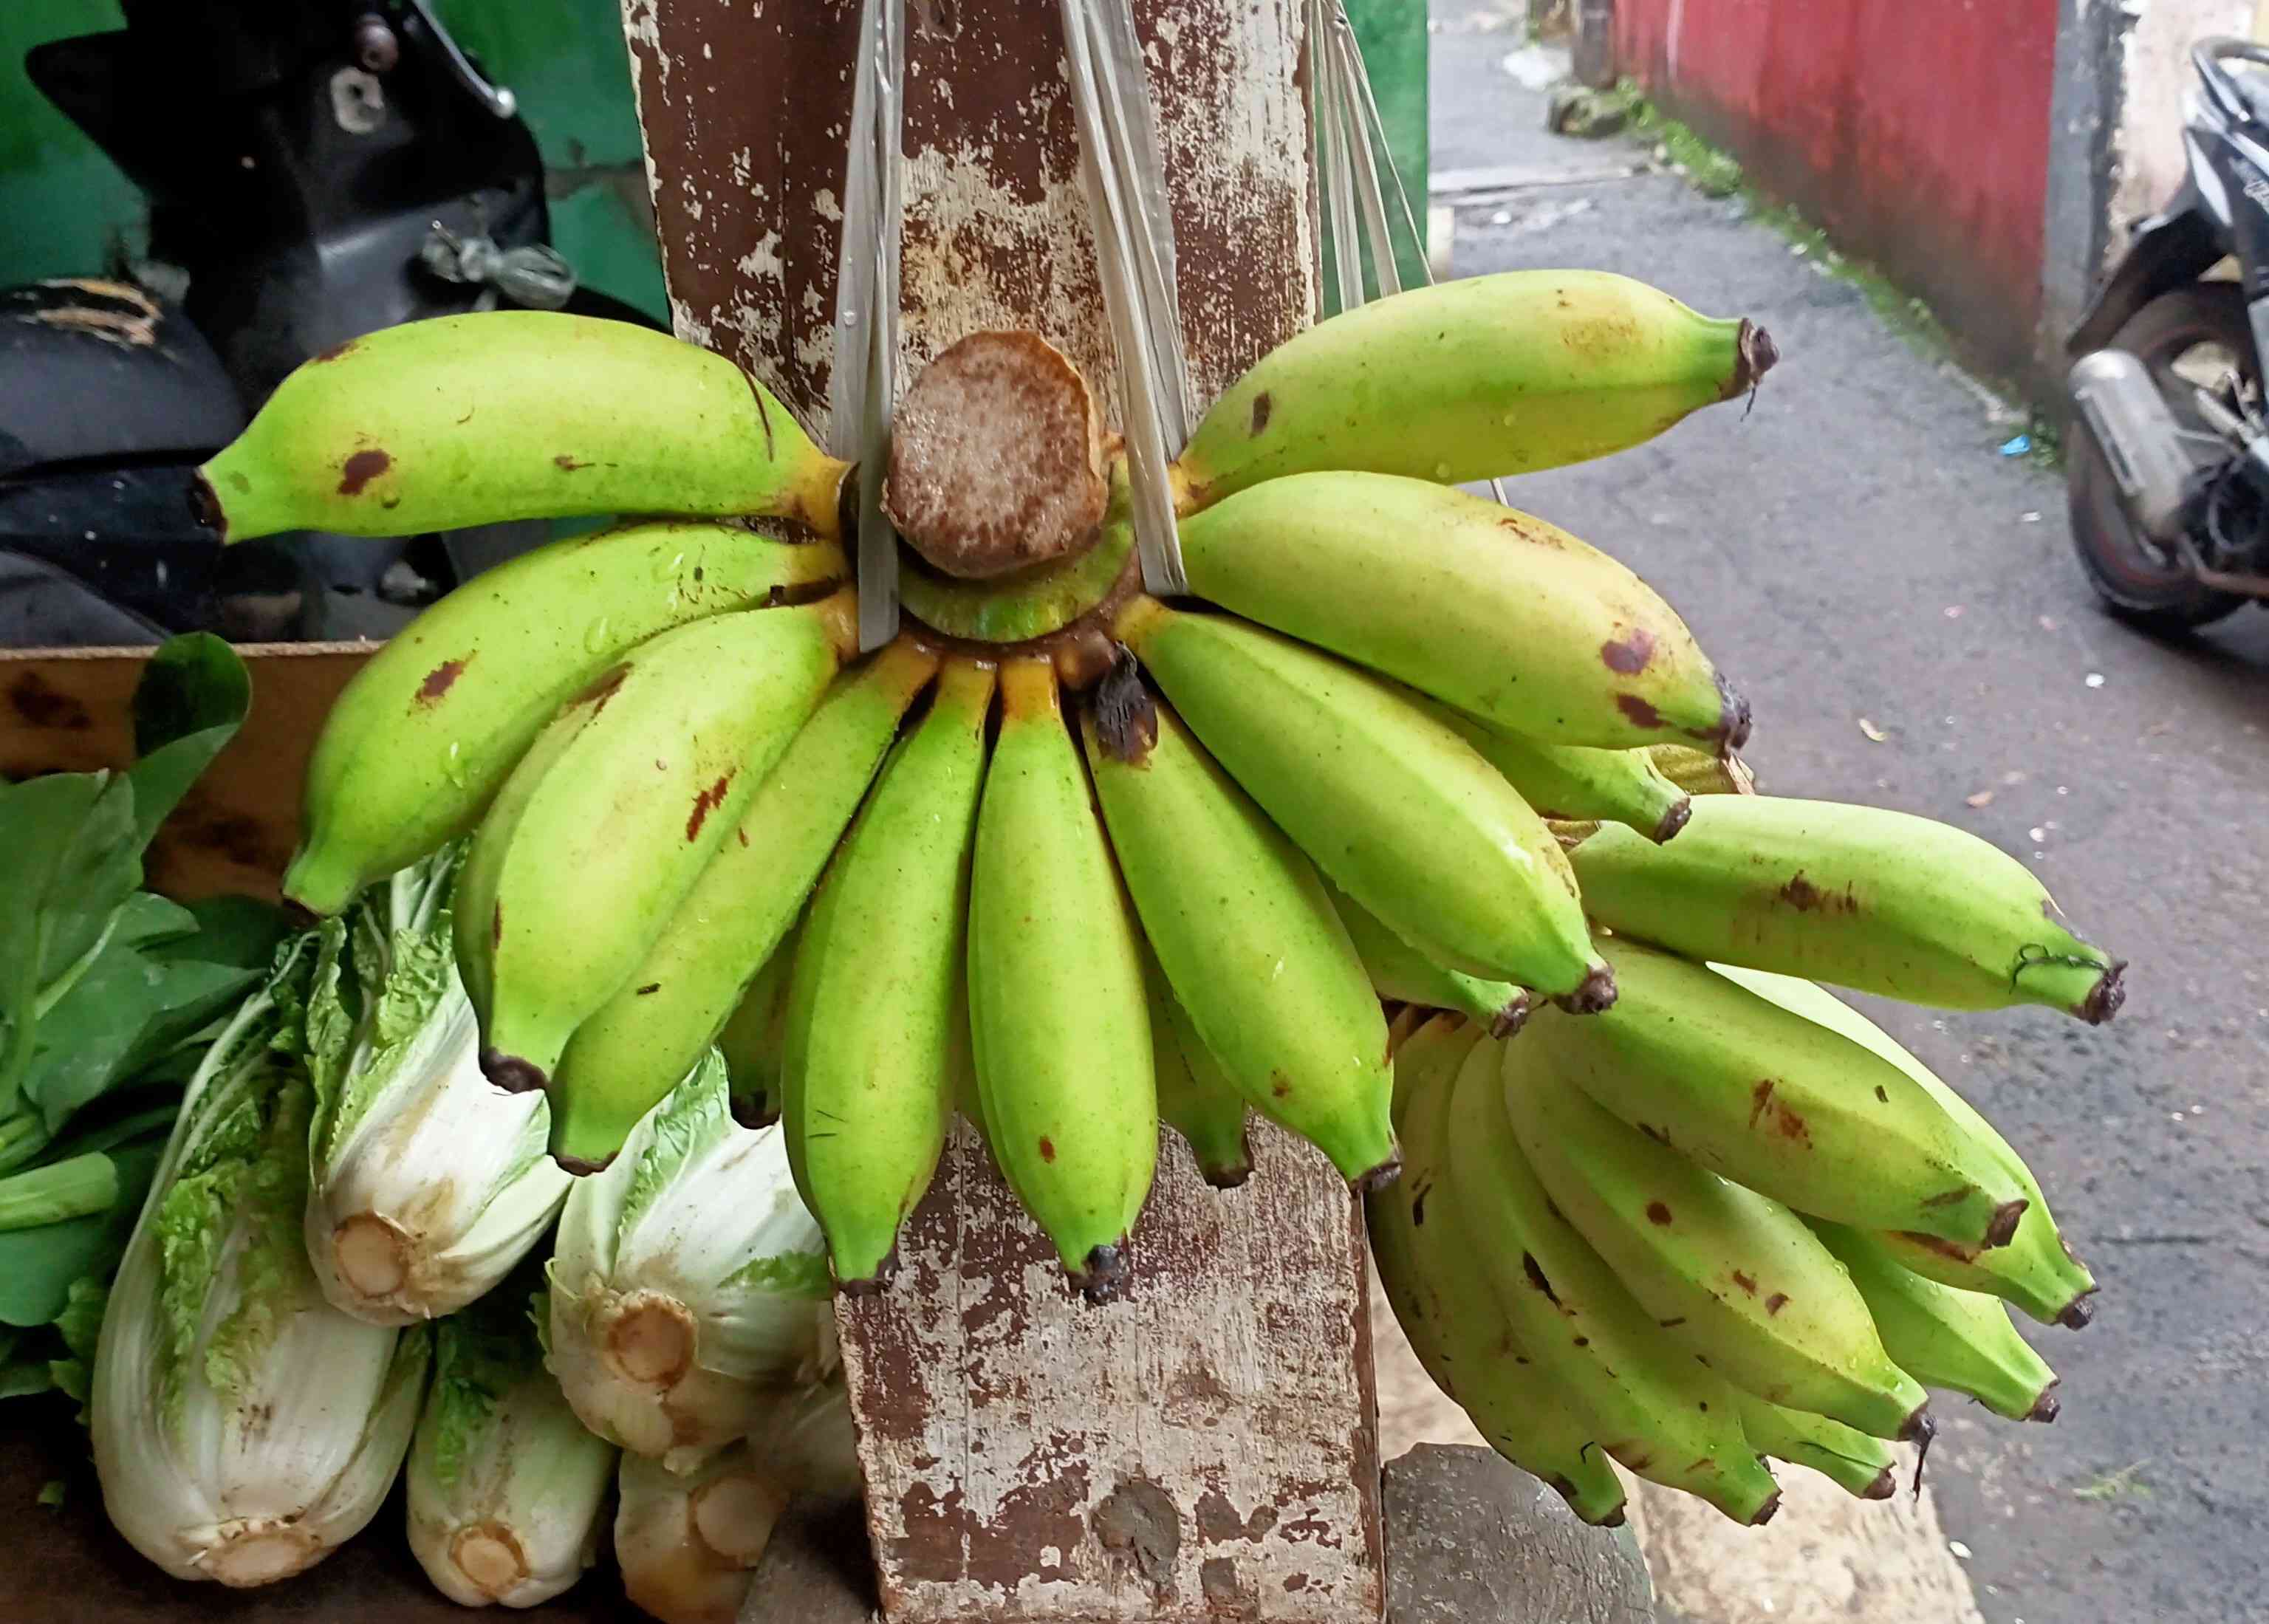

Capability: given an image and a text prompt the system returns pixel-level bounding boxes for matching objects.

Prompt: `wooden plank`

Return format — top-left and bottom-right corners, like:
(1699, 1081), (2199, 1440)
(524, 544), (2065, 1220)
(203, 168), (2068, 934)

(0, 642), (372, 902)
(838, 1122), (1382, 1623)
(619, 3), (1384, 1619)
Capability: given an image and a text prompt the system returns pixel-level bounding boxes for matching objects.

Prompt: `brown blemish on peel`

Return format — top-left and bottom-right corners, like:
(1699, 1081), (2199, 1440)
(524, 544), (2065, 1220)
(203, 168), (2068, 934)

(312, 339), (358, 363)
(415, 658), (467, 705)
(636, 983), (661, 996)
(554, 454), (593, 470)
(1249, 391), (1272, 434)
(1765, 1292), (1789, 1315)
(1749, 1079), (1810, 1145)
(490, 901), (503, 947)
(1601, 627), (1657, 674)
(1646, 1201), (1673, 1225)
(687, 772), (735, 841)
(1038, 1137), (1056, 1162)
(1777, 872), (1858, 915)
(1731, 1271), (1758, 1295)
(337, 448), (391, 495)
(1521, 1253), (1561, 1306)
(1616, 693), (1664, 730)
(1875, 1085), (1890, 1103)
(575, 665), (630, 714)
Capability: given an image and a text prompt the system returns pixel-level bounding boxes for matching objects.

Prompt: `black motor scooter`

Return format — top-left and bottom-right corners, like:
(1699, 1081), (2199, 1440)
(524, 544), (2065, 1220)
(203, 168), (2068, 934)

(0, 0), (655, 648)
(2067, 35), (2269, 631)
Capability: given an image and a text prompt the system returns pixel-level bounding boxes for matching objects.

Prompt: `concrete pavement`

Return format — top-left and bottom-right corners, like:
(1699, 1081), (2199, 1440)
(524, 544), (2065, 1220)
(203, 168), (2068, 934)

(1386, 9), (2269, 1622)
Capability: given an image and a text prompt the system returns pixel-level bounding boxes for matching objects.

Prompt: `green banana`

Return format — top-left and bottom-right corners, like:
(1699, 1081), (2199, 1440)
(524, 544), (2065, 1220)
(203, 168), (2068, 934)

(1810, 1222), (2060, 1422)
(1115, 600), (1612, 1006)
(781, 659), (993, 1288)
(1141, 946), (1255, 1190)
(546, 640), (939, 1162)
(1173, 270), (1773, 507)
(1564, 796), (2125, 1021)
(454, 597), (854, 1134)
(717, 925), (798, 1128)
(968, 659), (1156, 1295)
(1453, 720), (1692, 840)
(1727, 1391), (1896, 1501)
(1440, 1035), (1781, 1524)
(197, 312), (847, 544)
(1710, 965), (2098, 1329)
(1176, 474), (1748, 750)
(1082, 666), (1394, 1186)
(1539, 939), (2028, 1249)
(284, 521), (845, 914)
(1645, 742), (1756, 797)
(1372, 1016), (1627, 1525)
(1504, 1027), (1930, 1441)
(1325, 878), (1530, 1035)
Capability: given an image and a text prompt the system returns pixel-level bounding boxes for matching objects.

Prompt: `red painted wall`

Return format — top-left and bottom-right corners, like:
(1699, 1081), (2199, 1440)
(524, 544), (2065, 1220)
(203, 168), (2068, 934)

(1614, 0), (2058, 384)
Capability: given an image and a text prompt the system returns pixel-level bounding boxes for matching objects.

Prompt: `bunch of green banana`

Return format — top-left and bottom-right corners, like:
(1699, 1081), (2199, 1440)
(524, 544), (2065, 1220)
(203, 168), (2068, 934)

(221, 259), (2119, 1463)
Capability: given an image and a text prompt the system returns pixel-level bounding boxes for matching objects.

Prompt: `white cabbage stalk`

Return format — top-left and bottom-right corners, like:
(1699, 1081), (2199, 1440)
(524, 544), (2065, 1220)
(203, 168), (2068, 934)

(92, 930), (429, 1587)
(547, 1052), (832, 1471)
(614, 1379), (860, 1624)
(405, 1276), (616, 1608)
(306, 857), (571, 1325)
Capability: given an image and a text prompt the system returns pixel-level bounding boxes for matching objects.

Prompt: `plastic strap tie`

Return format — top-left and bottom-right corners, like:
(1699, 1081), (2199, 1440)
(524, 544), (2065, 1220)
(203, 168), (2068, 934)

(1060, 0), (1195, 597)
(832, 0), (908, 652)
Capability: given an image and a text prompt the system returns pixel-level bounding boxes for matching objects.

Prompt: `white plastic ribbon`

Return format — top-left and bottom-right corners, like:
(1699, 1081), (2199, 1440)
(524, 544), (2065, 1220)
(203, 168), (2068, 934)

(831, 0), (908, 652)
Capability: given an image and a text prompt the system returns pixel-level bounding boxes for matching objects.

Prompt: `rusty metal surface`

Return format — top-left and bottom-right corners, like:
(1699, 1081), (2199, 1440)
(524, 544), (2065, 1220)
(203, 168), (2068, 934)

(836, 1121), (1384, 1623)
(618, 0), (1316, 441)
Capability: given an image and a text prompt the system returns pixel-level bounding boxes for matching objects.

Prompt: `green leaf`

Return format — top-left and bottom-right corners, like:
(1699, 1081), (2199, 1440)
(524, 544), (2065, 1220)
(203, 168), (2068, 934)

(55, 1279), (106, 1364)
(0, 773), (141, 1116)
(617, 1052), (730, 1246)
(0, 1154), (119, 1232)
(126, 634), (253, 850)
(37, 1479), (64, 1509)
(430, 1276), (548, 1490)
(165, 897), (291, 973)
(0, 1360), (55, 1400)
(0, 1138), (162, 1326)
(24, 949), (265, 1134)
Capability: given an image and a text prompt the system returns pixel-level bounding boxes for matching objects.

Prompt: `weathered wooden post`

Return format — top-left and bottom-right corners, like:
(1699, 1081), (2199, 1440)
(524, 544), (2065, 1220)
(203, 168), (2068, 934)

(617, 3), (1386, 1619)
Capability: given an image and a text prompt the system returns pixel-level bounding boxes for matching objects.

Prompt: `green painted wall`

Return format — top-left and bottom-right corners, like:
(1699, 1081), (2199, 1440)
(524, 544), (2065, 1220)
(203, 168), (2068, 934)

(0, 1), (1427, 321)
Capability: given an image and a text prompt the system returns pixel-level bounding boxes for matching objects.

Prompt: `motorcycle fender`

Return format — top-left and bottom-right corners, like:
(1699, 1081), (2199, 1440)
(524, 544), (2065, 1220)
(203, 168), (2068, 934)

(2069, 196), (2225, 357)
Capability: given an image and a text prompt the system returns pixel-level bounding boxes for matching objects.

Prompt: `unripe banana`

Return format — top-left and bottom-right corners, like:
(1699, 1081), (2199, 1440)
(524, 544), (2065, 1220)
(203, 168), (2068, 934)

(284, 521), (845, 914)
(1324, 877), (1529, 1035)
(197, 312), (846, 544)
(454, 597), (854, 1142)
(1710, 965), (2099, 1328)
(1372, 1015), (1627, 1525)
(547, 642), (939, 1160)
(1644, 742), (1757, 797)
(1505, 1026), (1930, 1441)
(1174, 270), (1773, 507)
(1140, 946), (1255, 1190)
(1541, 939), (2028, 1249)
(781, 660), (993, 1288)
(1082, 666), (1395, 1186)
(1809, 1222), (2060, 1422)
(1440, 1035), (1782, 1524)
(1453, 720), (1692, 840)
(1115, 601), (1612, 1004)
(1175, 474), (1748, 751)
(1564, 796), (2125, 1021)
(717, 925), (798, 1128)
(1726, 1391), (1897, 1501)
(968, 659), (1156, 1295)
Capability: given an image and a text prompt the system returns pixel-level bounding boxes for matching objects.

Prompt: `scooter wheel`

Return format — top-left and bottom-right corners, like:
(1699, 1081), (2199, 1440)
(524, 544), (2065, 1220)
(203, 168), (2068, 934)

(2068, 282), (2252, 631)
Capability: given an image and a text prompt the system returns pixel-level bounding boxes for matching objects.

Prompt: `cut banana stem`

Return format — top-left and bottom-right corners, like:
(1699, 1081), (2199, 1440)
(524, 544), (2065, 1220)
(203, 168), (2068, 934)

(1449, 717), (1693, 841)
(1810, 1222), (2061, 1422)
(551, 641), (940, 1163)
(781, 659), (995, 1288)
(1142, 946), (1256, 1190)
(1369, 1019), (1626, 1526)
(1710, 964), (2100, 1326)
(1442, 1036), (1782, 1524)
(199, 312), (846, 544)
(1326, 878), (1530, 1035)
(1116, 600), (1612, 1004)
(459, 597), (855, 1143)
(283, 521), (844, 914)
(1173, 270), (1773, 506)
(1084, 664), (1396, 1188)
(1544, 939), (2030, 1249)
(1728, 1391), (1897, 1501)
(1175, 474), (1748, 751)
(968, 659), (1157, 1297)
(1506, 1027), (1931, 1442)
(1564, 796), (2125, 1021)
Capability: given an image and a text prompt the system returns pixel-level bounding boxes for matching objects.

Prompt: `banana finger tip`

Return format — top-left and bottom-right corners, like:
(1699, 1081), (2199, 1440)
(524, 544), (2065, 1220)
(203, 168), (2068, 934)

(1652, 800), (1693, 843)
(2027, 1390), (2061, 1424)
(1352, 1153), (1404, 1195)
(1750, 1489), (1784, 1527)
(2058, 1293), (2098, 1330)
(1072, 1244), (1128, 1305)
(1556, 965), (1619, 1016)
(1984, 1198), (2030, 1250)
(480, 1047), (550, 1094)
(1489, 994), (1533, 1039)
(2078, 962), (2126, 1025)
